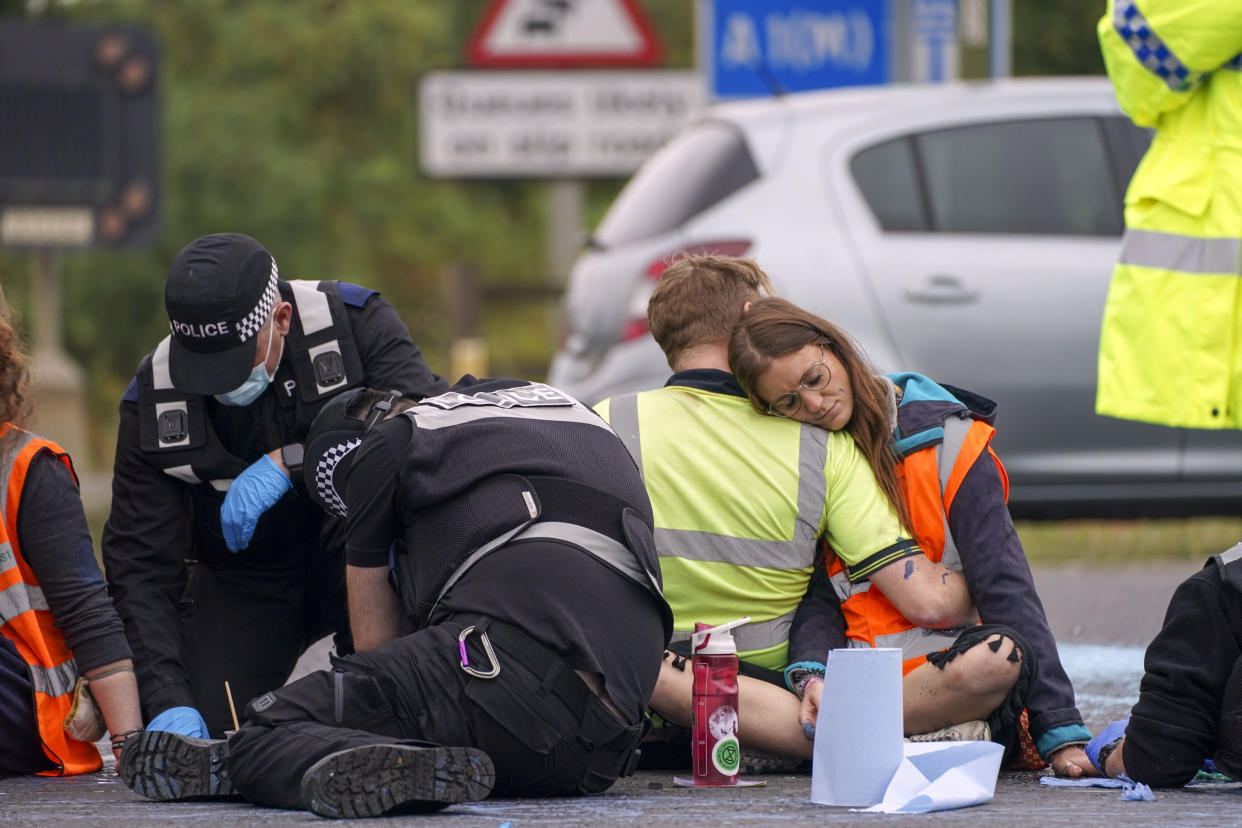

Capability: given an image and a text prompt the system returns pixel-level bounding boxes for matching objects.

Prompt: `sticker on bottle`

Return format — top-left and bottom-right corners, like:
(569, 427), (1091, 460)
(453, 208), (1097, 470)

(712, 735), (741, 776)
(708, 704), (738, 740)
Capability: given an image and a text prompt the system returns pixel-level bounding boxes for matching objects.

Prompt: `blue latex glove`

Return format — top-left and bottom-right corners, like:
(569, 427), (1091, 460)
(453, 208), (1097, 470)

(221, 454), (292, 552)
(1085, 716), (1130, 774)
(146, 706), (209, 738)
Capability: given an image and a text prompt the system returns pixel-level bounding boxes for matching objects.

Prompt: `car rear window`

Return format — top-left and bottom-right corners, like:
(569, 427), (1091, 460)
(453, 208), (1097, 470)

(593, 121), (759, 247)
(852, 116), (1141, 236)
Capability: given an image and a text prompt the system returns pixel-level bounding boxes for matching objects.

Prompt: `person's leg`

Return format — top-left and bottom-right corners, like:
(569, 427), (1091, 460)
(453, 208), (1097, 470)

(123, 632), (494, 814)
(649, 654), (812, 760)
(0, 637), (54, 775)
(181, 559), (308, 736)
(1213, 653), (1242, 779)
(903, 632), (1022, 735)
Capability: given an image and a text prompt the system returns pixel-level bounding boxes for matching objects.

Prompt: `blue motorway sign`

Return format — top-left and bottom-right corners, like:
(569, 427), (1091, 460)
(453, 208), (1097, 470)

(704, 0), (892, 99)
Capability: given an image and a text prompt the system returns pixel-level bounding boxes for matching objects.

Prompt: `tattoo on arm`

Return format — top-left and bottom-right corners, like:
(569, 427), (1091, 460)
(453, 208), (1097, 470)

(903, 560), (914, 579)
(941, 571), (950, 584)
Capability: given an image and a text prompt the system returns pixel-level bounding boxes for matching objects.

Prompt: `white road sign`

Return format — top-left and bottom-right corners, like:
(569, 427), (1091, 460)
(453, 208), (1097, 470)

(418, 71), (703, 177)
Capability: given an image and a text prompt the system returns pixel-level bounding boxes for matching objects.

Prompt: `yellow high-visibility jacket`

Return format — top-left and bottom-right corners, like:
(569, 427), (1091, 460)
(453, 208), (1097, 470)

(1096, 0), (1242, 428)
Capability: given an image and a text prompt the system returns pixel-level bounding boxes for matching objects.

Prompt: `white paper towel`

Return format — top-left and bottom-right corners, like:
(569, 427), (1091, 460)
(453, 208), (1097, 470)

(861, 740), (1004, 813)
(810, 647), (903, 806)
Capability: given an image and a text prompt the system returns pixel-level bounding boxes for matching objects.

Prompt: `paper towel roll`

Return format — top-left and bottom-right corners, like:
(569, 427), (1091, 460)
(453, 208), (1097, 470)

(810, 647), (903, 806)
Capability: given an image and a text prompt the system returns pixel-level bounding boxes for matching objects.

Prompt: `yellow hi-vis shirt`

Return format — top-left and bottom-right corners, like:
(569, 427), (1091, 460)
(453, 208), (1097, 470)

(1096, 0), (1242, 428)
(597, 380), (915, 670)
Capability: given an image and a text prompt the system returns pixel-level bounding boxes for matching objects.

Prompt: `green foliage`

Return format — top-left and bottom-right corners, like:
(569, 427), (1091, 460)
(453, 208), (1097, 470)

(1013, 0), (1106, 77)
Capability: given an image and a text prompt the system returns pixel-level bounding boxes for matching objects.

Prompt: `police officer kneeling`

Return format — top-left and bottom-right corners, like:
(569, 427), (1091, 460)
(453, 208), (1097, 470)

(120, 378), (672, 818)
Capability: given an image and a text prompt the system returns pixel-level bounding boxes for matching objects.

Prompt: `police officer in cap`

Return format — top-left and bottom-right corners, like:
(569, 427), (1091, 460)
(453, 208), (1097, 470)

(103, 233), (446, 740)
(119, 378), (671, 818)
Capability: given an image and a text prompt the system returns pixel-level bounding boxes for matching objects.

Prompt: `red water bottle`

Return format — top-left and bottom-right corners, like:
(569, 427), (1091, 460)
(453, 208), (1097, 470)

(691, 617), (750, 786)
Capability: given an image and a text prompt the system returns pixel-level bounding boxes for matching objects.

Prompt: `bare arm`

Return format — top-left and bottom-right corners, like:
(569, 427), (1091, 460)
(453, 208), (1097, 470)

(869, 554), (976, 628)
(85, 660), (143, 763)
(347, 565), (401, 651)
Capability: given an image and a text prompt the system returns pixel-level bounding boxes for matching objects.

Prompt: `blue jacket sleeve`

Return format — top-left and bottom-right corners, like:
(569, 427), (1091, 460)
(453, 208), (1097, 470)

(787, 545), (846, 671)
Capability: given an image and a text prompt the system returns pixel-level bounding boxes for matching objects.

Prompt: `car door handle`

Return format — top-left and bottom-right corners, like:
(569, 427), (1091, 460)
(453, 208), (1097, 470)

(904, 275), (978, 304)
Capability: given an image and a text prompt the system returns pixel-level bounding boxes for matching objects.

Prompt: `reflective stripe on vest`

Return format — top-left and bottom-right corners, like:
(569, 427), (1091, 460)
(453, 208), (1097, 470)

(1118, 228), (1242, 275)
(30, 658), (78, 698)
(667, 608), (796, 654)
(431, 520), (662, 618)
(606, 393), (641, 473)
(847, 626), (964, 661)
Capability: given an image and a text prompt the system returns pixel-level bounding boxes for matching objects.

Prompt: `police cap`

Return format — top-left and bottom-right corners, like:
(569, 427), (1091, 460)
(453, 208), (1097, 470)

(164, 233), (279, 395)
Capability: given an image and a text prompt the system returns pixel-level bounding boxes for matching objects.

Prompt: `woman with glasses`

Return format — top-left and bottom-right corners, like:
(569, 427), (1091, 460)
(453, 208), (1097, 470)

(729, 296), (1095, 778)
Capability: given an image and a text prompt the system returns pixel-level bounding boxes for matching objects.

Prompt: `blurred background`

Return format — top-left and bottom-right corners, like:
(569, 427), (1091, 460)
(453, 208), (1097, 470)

(2, 0), (1239, 560)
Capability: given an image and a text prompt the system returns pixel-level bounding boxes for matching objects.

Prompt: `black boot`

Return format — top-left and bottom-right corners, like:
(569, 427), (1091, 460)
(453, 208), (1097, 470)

(299, 744), (495, 818)
(119, 731), (235, 800)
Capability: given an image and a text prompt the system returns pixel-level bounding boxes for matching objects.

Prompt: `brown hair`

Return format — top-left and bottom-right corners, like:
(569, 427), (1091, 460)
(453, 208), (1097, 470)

(647, 254), (772, 369)
(0, 287), (30, 428)
(728, 297), (912, 533)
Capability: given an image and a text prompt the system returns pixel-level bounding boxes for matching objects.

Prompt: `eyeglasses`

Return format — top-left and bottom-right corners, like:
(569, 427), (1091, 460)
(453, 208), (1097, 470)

(765, 344), (832, 417)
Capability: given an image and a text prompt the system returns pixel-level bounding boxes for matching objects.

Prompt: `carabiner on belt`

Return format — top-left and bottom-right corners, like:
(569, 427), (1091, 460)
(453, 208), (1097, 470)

(458, 625), (501, 679)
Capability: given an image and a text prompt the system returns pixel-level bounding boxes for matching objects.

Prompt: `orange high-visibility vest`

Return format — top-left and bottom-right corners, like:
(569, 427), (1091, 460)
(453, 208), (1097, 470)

(0, 424), (102, 775)
(827, 415), (1005, 675)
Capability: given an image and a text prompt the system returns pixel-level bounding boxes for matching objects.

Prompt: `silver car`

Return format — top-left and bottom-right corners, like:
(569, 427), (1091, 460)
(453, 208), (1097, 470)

(549, 77), (1242, 516)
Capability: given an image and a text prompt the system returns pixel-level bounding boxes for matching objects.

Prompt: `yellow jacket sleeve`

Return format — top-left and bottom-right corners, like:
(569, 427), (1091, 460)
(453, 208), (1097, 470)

(1099, 0), (1242, 127)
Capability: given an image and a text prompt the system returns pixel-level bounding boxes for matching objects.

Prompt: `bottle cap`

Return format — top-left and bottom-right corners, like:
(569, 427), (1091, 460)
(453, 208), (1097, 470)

(690, 616), (750, 655)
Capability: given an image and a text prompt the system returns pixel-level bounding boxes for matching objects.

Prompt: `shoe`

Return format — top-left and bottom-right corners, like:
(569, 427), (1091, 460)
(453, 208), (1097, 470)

(737, 747), (809, 775)
(119, 730), (234, 800)
(299, 744), (495, 819)
(907, 720), (992, 743)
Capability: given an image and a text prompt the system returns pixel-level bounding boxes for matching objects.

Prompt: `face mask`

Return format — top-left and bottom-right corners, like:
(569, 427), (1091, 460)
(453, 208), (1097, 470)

(215, 324), (282, 406)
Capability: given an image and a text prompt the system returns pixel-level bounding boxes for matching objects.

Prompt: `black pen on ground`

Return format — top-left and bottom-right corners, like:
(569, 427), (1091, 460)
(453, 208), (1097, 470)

(803, 721), (816, 740)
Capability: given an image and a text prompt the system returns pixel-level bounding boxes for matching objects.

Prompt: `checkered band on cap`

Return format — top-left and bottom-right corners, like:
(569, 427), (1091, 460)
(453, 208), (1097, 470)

(313, 436), (362, 518)
(1114, 0), (1205, 93)
(235, 259), (279, 343)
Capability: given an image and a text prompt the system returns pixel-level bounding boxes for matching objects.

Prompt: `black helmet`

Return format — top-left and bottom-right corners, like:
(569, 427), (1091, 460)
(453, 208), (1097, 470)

(304, 388), (404, 517)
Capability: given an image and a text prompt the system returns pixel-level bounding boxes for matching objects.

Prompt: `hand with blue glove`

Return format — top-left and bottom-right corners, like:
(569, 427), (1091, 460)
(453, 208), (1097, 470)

(146, 705), (210, 738)
(1085, 716), (1130, 777)
(221, 453), (292, 552)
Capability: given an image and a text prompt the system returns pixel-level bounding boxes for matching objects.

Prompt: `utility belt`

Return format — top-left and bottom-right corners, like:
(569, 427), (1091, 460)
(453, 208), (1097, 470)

(449, 613), (645, 785)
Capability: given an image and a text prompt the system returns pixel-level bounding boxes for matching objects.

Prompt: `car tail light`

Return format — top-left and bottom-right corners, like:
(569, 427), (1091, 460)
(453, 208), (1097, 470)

(619, 240), (752, 342)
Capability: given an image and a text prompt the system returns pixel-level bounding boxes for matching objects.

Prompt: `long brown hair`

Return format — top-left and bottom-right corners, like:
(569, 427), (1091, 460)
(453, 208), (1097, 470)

(0, 287), (30, 428)
(728, 297), (912, 534)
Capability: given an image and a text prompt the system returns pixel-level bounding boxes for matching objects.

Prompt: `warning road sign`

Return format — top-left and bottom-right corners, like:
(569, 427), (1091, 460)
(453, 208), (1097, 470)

(467, 0), (662, 68)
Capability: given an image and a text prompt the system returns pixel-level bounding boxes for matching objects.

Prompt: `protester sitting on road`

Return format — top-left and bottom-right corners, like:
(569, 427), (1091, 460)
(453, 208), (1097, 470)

(1087, 542), (1242, 786)
(102, 232), (446, 741)
(0, 289), (142, 776)
(728, 295), (1094, 776)
(594, 254), (977, 767)
(119, 378), (671, 817)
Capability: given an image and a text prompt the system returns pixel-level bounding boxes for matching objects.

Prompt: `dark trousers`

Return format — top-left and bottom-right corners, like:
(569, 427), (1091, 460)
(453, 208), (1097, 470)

(227, 614), (645, 811)
(0, 636), (53, 775)
(180, 533), (349, 738)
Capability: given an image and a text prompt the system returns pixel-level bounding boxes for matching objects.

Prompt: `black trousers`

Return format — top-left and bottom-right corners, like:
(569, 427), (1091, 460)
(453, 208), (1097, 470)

(0, 636), (53, 775)
(227, 613), (645, 811)
(180, 517), (349, 738)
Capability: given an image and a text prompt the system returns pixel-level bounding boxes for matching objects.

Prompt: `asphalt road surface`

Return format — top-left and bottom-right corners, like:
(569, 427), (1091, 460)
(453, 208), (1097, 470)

(7, 558), (1240, 826)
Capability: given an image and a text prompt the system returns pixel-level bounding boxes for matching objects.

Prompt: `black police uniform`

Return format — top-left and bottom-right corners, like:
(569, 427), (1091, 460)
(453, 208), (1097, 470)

(224, 378), (672, 809)
(102, 279), (446, 737)
(1122, 544), (1242, 786)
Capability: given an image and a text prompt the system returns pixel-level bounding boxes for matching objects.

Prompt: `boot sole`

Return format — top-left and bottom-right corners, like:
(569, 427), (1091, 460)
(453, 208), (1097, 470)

(300, 745), (495, 819)
(119, 731), (234, 800)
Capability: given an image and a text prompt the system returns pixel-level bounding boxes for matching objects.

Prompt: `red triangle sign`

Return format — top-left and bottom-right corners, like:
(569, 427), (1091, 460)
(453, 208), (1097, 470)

(467, 0), (663, 68)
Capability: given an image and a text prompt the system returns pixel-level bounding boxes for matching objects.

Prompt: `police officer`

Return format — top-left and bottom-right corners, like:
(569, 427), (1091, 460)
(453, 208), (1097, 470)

(102, 233), (446, 739)
(120, 379), (672, 818)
